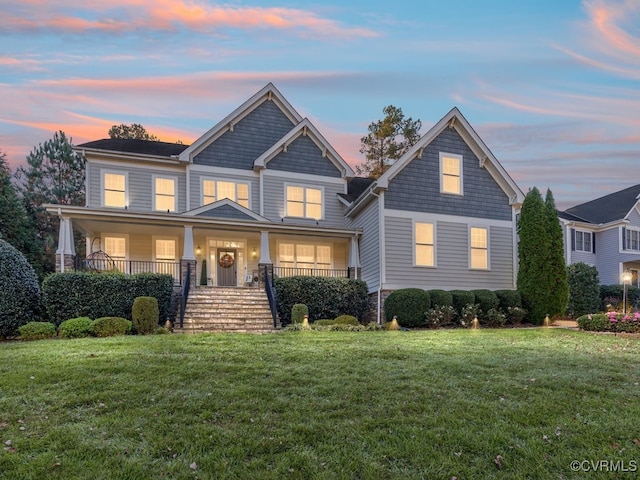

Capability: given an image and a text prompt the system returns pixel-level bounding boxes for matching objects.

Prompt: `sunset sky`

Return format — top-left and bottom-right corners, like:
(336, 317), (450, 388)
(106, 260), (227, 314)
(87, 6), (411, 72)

(1, 0), (639, 209)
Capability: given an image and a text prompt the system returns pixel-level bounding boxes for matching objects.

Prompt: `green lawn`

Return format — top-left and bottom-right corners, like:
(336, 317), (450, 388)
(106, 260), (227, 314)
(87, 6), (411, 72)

(1, 329), (639, 479)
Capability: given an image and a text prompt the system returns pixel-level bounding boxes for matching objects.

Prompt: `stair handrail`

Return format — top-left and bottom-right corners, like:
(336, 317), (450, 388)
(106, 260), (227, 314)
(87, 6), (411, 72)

(179, 262), (192, 329)
(264, 265), (279, 328)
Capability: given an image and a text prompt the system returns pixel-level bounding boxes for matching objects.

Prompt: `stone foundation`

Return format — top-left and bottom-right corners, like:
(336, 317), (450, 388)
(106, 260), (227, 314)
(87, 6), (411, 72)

(55, 253), (76, 273)
(364, 289), (395, 325)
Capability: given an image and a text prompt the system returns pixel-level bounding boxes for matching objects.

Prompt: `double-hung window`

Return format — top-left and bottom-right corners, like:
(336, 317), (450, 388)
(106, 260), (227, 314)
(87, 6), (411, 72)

(573, 230), (593, 253)
(286, 185), (322, 220)
(440, 153), (462, 195)
(155, 238), (177, 278)
(103, 172), (127, 208)
(103, 236), (126, 272)
(154, 176), (176, 212)
(470, 227), (488, 269)
(202, 179), (249, 208)
(624, 228), (640, 251)
(415, 222), (435, 267)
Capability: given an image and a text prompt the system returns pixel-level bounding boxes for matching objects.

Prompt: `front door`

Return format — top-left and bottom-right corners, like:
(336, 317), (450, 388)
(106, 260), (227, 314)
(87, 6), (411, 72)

(217, 248), (237, 286)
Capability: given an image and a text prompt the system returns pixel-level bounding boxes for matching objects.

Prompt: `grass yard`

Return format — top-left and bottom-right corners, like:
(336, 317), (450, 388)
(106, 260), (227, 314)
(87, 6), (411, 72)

(1, 329), (639, 479)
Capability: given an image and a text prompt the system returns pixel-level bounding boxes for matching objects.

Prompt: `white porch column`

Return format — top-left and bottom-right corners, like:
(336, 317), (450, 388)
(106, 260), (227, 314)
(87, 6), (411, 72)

(56, 216), (75, 272)
(183, 225), (195, 260)
(348, 235), (361, 272)
(259, 230), (272, 264)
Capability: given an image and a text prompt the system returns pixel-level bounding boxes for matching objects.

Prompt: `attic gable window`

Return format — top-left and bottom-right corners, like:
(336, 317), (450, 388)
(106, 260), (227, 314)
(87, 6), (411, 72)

(440, 152), (463, 195)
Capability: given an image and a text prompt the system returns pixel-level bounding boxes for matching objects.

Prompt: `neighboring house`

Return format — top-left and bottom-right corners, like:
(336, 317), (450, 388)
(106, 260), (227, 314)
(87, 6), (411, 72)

(559, 184), (640, 287)
(46, 83), (524, 325)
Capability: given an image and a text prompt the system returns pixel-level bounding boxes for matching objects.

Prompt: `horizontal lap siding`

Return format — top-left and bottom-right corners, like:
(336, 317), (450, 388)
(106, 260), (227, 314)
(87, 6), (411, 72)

(596, 227), (630, 285)
(262, 175), (346, 228)
(189, 170), (259, 213)
(384, 217), (514, 290)
(346, 201), (380, 292)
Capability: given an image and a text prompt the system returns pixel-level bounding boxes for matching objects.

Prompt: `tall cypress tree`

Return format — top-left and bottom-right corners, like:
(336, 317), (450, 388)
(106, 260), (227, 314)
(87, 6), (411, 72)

(517, 187), (550, 324)
(544, 189), (568, 317)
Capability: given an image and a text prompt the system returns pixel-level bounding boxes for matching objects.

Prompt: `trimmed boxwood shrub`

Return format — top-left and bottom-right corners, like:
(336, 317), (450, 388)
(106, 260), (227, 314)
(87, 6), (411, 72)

(384, 288), (430, 328)
(313, 319), (334, 326)
(59, 317), (94, 339)
(0, 239), (42, 338)
(274, 277), (368, 326)
(576, 313), (609, 332)
(18, 322), (57, 341)
(43, 272), (173, 326)
(428, 289), (453, 307)
(494, 290), (522, 311)
(449, 290), (476, 314)
(132, 296), (159, 335)
(472, 289), (499, 314)
(93, 317), (131, 337)
(333, 315), (360, 326)
(291, 304), (308, 324)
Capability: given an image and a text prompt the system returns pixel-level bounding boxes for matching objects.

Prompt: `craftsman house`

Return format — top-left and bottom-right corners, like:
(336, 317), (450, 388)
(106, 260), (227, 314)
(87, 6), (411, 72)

(559, 184), (640, 287)
(47, 83), (524, 329)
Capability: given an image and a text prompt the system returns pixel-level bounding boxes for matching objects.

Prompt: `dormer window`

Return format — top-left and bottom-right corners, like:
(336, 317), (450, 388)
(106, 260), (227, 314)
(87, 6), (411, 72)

(440, 152), (463, 195)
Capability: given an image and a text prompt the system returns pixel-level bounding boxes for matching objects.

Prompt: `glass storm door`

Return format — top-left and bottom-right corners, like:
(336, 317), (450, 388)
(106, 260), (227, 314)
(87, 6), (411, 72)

(216, 249), (237, 286)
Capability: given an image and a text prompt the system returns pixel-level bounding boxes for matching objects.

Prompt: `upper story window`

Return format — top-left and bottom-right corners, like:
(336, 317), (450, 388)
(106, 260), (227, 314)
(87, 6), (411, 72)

(202, 179), (249, 208)
(415, 222), (435, 267)
(572, 229), (593, 253)
(286, 185), (322, 220)
(624, 227), (640, 251)
(470, 227), (488, 269)
(440, 152), (463, 195)
(103, 172), (127, 208)
(154, 176), (176, 212)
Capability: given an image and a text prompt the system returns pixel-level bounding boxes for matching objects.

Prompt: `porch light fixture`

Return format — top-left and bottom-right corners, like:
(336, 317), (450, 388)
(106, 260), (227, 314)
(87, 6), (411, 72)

(252, 247), (257, 258)
(622, 269), (632, 314)
(196, 245), (201, 256)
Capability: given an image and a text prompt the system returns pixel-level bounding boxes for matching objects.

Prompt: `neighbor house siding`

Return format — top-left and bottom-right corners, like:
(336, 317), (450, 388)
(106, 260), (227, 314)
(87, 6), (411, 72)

(384, 128), (512, 221)
(267, 135), (342, 177)
(384, 216), (514, 290)
(346, 199), (380, 292)
(261, 173), (346, 227)
(596, 227), (625, 285)
(192, 101), (295, 170)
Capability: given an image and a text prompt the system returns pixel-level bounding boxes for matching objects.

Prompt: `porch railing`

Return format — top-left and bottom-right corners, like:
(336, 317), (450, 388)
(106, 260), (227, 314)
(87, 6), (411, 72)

(179, 262), (192, 329)
(272, 267), (352, 278)
(264, 265), (279, 328)
(74, 258), (182, 285)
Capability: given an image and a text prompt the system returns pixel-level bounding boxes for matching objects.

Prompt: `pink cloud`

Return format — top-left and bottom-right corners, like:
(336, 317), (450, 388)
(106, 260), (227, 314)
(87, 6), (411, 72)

(584, 0), (640, 57)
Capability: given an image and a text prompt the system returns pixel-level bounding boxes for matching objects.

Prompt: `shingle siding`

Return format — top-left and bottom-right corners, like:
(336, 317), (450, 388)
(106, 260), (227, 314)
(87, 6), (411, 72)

(195, 204), (256, 221)
(193, 100), (295, 170)
(384, 216), (514, 290)
(267, 135), (341, 177)
(384, 128), (512, 221)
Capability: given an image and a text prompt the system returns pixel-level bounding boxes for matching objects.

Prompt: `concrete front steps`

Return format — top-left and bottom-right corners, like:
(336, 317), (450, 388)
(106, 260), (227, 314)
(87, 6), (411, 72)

(175, 286), (278, 333)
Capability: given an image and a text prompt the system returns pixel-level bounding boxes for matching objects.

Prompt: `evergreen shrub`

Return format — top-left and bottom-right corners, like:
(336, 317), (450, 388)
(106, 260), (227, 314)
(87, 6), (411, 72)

(333, 315), (360, 325)
(450, 290), (476, 314)
(291, 304), (309, 324)
(18, 322), (56, 340)
(472, 289), (499, 314)
(58, 317), (94, 338)
(428, 289), (453, 307)
(383, 288), (430, 327)
(132, 296), (159, 335)
(93, 317), (131, 337)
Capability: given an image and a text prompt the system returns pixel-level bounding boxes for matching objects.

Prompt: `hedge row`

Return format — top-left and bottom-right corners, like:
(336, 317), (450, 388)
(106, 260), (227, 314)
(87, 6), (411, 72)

(42, 272), (174, 326)
(274, 276), (368, 325)
(18, 316), (133, 340)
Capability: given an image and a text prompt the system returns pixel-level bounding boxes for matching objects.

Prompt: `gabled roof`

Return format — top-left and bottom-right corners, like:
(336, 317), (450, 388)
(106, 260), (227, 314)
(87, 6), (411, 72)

(178, 83), (303, 163)
(376, 107), (524, 205)
(338, 177), (376, 204)
(253, 118), (355, 177)
(563, 184), (640, 225)
(76, 138), (189, 157)
(182, 198), (268, 222)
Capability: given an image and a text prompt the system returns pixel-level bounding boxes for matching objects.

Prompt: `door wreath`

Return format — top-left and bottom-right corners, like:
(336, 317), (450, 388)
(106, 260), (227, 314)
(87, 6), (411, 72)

(218, 253), (235, 268)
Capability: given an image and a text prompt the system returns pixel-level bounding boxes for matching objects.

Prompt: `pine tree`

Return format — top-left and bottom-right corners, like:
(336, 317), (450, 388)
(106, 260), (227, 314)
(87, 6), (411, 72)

(517, 187), (550, 324)
(15, 131), (86, 275)
(544, 189), (569, 317)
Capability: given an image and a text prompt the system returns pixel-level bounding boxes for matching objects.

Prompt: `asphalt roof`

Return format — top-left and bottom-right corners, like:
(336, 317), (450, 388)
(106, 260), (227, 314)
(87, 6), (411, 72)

(77, 138), (190, 157)
(563, 184), (640, 224)
(338, 177), (376, 203)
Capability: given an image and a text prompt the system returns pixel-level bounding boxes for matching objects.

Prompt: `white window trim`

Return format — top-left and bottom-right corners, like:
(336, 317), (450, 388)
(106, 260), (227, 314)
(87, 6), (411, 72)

(102, 233), (129, 259)
(621, 226), (640, 253)
(200, 177), (251, 209)
(469, 226), (490, 270)
(413, 220), (437, 268)
(152, 236), (179, 261)
(284, 183), (325, 220)
(439, 152), (463, 196)
(100, 169), (129, 208)
(152, 174), (178, 212)
(275, 240), (333, 269)
(573, 229), (593, 253)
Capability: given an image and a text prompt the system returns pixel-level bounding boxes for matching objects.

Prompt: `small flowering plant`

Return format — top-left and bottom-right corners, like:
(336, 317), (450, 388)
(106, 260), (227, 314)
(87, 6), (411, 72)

(605, 311), (640, 333)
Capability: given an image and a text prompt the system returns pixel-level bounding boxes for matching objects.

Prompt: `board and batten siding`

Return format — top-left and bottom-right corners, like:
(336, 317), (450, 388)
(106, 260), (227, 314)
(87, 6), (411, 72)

(88, 161), (187, 212)
(192, 100), (295, 170)
(261, 172), (346, 228)
(384, 215), (515, 290)
(188, 169), (259, 213)
(384, 128), (512, 221)
(267, 135), (342, 178)
(345, 199), (380, 292)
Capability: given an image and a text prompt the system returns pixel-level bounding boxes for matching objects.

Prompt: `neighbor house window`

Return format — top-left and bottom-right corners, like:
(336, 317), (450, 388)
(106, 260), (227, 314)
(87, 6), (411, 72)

(415, 222), (435, 267)
(440, 153), (462, 195)
(470, 227), (488, 269)
(573, 230), (593, 253)
(154, 176), (176, 212)
(624, 228), (640, 251)
(202, 179), (249, 208)
(286, 185), (322, 219)
(103, 172), (127, 208)
(278, 243), (331, 274)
